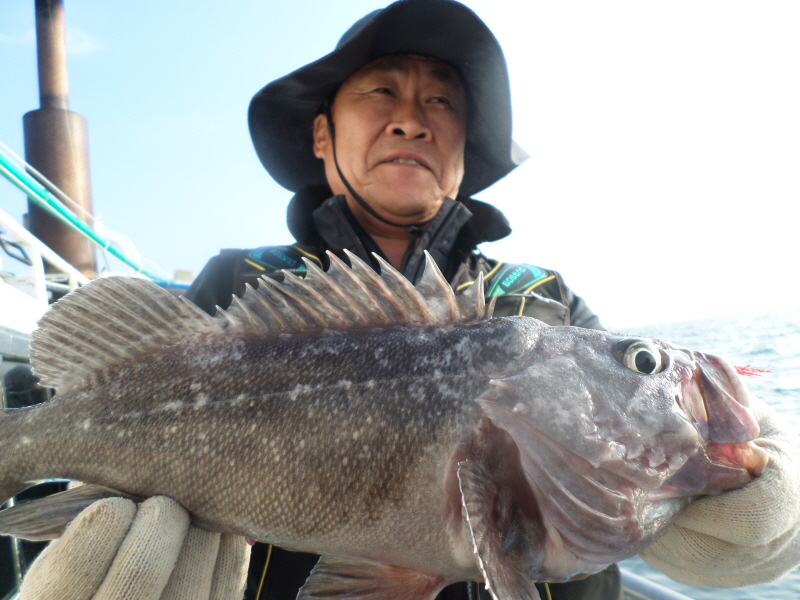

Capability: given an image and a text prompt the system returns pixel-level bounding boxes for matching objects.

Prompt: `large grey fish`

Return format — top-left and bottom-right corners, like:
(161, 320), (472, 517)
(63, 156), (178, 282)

(0, 252), (768, 600)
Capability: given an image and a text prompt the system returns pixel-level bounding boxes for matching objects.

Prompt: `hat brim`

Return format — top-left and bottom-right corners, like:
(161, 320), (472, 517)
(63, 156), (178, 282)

(248, 0), (525, 197)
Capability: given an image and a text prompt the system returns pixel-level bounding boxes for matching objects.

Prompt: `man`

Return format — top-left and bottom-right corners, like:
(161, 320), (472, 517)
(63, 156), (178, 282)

(188, 5), (608, 596)
(187, 2), (601, 331)
(18, 1), (800, 599)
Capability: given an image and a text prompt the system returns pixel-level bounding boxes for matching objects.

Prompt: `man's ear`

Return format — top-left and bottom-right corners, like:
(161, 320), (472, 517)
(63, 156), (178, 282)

(313, 113), (330, 159)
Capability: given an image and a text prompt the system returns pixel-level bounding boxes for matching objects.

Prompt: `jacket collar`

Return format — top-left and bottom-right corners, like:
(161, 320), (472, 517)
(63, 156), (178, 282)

(286, 184), (512, 282)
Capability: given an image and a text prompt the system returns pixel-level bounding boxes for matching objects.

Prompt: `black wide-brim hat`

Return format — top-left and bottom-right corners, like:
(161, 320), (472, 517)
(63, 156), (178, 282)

(248, 0), (527, 198)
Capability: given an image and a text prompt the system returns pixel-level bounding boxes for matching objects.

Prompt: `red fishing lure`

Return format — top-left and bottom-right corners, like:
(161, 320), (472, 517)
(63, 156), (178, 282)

(736, 365), (772, 377)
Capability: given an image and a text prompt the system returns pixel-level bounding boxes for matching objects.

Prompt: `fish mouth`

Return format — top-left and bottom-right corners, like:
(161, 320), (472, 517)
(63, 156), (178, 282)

(677, 351), (768, 477)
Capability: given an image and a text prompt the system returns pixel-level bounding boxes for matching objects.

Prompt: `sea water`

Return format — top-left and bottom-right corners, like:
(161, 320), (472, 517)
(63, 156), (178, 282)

(619, 306), (800, 599)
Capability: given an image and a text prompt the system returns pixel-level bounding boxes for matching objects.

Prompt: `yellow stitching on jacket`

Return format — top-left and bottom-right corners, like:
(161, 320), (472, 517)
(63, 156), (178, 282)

(517, 296), (527, 316)
(523, 274), (556, 293)
(456, 262), (504, 294)
(455, 280), (474, 293)
(293, 245), (324, 267)
(484, 261), (503, 280)
(244, 258), (266, 271)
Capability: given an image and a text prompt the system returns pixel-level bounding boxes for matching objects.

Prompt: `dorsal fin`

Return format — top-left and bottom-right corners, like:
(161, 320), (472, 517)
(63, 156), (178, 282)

(31, 251), (490, 393)
(31, 277), (221, 393)
(217, 250), (491, 335)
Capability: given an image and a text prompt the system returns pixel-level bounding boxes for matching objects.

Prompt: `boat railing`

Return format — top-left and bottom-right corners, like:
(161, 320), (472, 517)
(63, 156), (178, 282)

(621, 568), (696, 600)
(0, 206), (87, 305)
(0, 141), (170, 286)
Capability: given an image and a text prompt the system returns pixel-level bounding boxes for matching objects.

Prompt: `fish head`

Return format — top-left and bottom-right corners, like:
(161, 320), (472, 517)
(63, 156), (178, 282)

(471, 320), (768, 578)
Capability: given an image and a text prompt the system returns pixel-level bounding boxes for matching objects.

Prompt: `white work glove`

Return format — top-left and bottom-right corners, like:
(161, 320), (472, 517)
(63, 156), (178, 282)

(640, 398), (800, 587)
(18, 496), (251, 600)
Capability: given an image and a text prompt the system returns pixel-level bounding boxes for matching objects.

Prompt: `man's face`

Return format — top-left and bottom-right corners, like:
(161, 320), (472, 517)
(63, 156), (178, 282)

(313, 55), (467, 227)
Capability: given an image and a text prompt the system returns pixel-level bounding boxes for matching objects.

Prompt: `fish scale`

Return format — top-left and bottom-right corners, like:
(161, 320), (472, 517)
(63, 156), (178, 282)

(0, 251), (768, 600)
(11, 322), (516, 566)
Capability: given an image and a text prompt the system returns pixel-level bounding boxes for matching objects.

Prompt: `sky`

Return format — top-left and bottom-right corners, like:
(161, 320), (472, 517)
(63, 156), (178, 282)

(1, 1), (798, 329)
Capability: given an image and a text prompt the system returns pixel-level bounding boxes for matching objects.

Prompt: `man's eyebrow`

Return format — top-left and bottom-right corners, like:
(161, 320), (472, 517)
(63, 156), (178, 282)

(428, 63), (462, 87)
(361, 55), (407, 75)
(360, 56), (462, 87)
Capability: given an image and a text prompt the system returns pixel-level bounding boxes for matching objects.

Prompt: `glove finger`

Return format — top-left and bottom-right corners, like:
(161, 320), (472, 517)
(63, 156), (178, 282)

(675, 402), (800, 545)
(159, 525), (221, 600)
(640, 519), (800, 587)
(93, 496), (190, 600)
(209, 535), (251, 600)
(19, 497), (137, 600)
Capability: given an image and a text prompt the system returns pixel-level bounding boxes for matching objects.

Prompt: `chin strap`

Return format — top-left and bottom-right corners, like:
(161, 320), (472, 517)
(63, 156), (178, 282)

(325, 102), (426, 237)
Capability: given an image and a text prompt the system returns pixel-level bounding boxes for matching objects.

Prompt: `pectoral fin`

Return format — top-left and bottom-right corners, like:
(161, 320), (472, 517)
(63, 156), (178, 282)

(298, 555), (445, 600)
(458, 460), (543, 600)
(0, 484), (140, 541)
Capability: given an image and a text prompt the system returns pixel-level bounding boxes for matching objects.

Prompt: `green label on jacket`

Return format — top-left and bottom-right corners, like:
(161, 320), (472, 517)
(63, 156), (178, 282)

(486, 263), (551, 297)
(245, 246), (320, 273)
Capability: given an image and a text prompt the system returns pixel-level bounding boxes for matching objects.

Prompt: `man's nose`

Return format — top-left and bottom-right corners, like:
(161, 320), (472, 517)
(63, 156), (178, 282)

(386, 101), (430, 140)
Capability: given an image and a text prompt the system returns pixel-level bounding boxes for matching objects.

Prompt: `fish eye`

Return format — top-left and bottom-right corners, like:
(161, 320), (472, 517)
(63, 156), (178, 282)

(616, 339), (665, 375)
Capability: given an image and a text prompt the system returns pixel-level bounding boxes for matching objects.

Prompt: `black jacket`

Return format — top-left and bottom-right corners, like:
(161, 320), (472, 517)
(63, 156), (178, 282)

(185, 186), (616, 600)
(187, 185), (602, 330)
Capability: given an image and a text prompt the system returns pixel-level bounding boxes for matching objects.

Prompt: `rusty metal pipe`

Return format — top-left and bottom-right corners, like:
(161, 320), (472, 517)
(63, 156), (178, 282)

(35, 0), (70, 110)
(24, 0), (97, 279)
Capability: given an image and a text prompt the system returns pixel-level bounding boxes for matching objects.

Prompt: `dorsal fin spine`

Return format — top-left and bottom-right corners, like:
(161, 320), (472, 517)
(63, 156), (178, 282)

(258, 276), (329, 329)
(300, 259), (367, 326)
(344, 251), (410, 323)
(256, 280), (312, 329)
(243, 282), (290, 331)
(414, 253), (460, 323)
(427, 253), (459, 321)
(485, 292), (497, 319)
(215, 306), (238, 328)
(229, 295), (268, 333)
(373, 254), (435, 324)
(280, 271), (347, 328)
(177, 295), (223, 330)
(474, 272), (486, 318)
(220, 249), (490, 334)
(327, 253), (392, 323)
(455, 272), (485, 322)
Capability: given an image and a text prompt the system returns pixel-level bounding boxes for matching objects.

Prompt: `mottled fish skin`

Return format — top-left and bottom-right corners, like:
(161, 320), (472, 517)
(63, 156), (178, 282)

(0, 253), (768, 600)
(3, 314), (539, 583)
